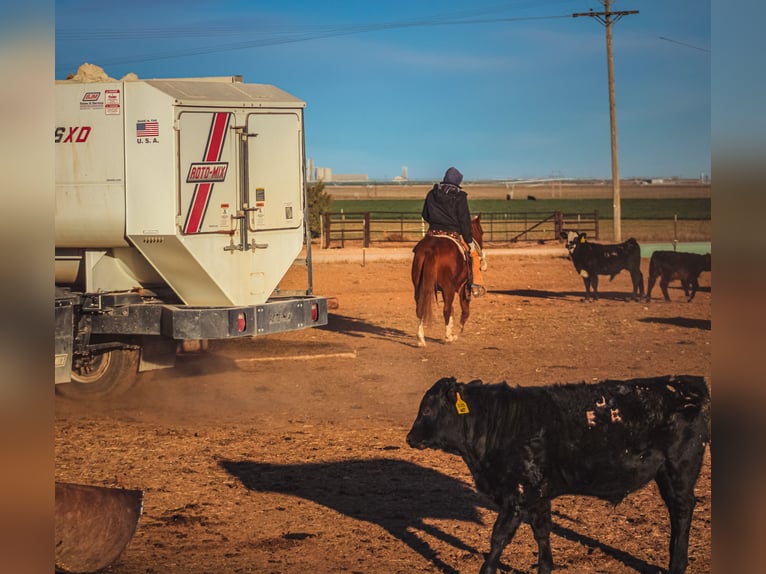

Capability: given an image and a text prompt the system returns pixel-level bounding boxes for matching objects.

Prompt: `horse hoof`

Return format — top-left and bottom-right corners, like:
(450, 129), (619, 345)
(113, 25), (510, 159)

(417, 340), (426, 348)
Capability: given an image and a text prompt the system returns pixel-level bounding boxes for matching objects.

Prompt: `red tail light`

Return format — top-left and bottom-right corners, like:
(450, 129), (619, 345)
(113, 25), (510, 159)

(311, 303), (318, 322)
(237, 312), (246, 332)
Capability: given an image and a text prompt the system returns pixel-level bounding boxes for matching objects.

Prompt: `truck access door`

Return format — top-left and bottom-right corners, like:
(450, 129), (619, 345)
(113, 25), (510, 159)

(244, 111), (304, 234)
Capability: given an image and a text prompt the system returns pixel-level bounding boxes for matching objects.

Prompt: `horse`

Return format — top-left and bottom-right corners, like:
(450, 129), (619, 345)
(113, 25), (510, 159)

(411, 215), (485, 347)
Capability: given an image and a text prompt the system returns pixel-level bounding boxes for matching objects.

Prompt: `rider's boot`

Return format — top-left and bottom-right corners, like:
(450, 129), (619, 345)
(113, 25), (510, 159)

(469, 250), (486, 297)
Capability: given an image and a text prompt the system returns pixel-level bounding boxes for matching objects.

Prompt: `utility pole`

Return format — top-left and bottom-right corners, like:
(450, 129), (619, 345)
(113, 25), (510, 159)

(573, 1), (637, 242)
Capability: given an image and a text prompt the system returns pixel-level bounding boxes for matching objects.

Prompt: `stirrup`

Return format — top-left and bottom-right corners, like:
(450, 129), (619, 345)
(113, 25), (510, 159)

(470, 284), (486, 297)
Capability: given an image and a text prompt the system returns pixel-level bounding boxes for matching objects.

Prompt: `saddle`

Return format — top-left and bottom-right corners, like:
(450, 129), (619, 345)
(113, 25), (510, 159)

(426, 229), (467, 251)
(425, 229), (473, 285)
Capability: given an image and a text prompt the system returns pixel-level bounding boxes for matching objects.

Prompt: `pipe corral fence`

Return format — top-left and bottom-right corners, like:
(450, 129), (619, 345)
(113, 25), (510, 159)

(321, 211), (599, 249)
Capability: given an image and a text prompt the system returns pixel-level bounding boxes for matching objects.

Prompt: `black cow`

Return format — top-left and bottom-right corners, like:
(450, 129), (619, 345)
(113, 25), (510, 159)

(646, 250), (711, 302)
(561, 230), (644, 301)
(407, 375), (710, 574)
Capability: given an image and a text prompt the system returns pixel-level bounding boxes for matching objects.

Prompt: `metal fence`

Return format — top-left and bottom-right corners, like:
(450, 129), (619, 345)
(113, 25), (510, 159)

(321, 211), (599, 249)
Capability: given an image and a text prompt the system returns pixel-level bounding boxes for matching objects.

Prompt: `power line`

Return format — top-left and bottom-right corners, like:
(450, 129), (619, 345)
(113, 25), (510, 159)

(56, 12), (571, 68)
(56, 1), (571, 40)
(658, 36), (710, 53)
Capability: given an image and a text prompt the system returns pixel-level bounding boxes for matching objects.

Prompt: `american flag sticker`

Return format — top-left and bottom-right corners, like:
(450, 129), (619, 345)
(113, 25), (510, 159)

(136, 120), (159, 137)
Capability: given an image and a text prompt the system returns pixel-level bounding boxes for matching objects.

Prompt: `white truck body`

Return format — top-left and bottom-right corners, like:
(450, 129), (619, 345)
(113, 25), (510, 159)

(54, 75), (327, 392)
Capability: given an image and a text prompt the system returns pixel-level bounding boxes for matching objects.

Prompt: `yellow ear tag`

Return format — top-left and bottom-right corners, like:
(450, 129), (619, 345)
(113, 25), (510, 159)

(580, 235), (586, 243)
(455, 392), (470, 415)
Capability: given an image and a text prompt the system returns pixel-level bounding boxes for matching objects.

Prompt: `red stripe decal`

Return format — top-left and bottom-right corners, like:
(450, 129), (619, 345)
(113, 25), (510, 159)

(184, 113), (230, 234)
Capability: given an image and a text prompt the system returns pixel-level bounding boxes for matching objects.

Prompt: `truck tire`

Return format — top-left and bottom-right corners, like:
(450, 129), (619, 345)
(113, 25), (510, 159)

(56, 349), (140, 399)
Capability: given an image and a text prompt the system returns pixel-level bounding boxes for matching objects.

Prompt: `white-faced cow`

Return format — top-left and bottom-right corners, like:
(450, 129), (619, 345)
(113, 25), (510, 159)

(646, 250), (711, 302)
(407, 375), (710, 574)
(562, 230), (644, 301)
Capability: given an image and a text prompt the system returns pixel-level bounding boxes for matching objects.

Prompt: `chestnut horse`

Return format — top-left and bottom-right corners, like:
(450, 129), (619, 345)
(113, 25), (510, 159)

(411, 215), (485, 347)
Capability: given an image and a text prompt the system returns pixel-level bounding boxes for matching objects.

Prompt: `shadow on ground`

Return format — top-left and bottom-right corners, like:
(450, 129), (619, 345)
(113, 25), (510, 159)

(495, 288), (642, 302)
(220, 457), (666, 574)
(639, 316), (711, 330)
(220, 457), (486, 574)
(320, 313), (411, 339)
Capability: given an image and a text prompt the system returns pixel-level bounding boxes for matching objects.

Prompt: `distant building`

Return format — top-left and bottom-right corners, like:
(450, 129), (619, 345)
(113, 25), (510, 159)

(315, 166), (332, 182)
(310, 163), (368, 183)
(332, 173), (369, 182)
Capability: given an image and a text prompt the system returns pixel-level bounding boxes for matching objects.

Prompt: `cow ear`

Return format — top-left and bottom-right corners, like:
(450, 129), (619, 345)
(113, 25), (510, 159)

(445, 383), (457, 404)
(442, 378), (459, 400)
(437, 377), (458, 401)
(446, 381), (472, 415)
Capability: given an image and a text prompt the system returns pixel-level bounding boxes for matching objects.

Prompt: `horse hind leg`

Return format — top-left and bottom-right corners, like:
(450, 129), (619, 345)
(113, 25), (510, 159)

(458, 287), (471, 334)
(416, 318), (426, 347)
(443, 292), (458, 342)
(444, 315), (457, 342)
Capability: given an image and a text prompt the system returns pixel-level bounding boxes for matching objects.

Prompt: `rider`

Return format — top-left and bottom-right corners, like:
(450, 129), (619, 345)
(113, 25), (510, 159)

(421, 167), (486, 297)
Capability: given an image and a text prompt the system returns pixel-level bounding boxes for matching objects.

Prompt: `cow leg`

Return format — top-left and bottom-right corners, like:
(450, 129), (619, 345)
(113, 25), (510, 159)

(655, 447), (705, 574)
(660, 276), (672, 301)
(589, 275), (599, 301)
(631, 269), (645, 300)
(646, 272), (658, 302)
(529, 500), (554, 574)
(579, 270), (596, 301)
(480, 508), (523, 574)
(688, 278), (700, 302)
(681, 279), (691, 299)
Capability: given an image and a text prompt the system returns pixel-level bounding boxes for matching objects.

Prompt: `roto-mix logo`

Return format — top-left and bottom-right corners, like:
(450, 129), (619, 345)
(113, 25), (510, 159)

(186, 162), (228, 183)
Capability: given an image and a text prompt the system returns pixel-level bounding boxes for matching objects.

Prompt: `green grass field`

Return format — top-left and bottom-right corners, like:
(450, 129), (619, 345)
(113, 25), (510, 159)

(329, 197), (710, 221)
(325, 197), (711, 243)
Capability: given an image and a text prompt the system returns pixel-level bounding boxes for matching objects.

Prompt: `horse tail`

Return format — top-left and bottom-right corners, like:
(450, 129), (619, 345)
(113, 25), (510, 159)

(412, 250), (435, 323)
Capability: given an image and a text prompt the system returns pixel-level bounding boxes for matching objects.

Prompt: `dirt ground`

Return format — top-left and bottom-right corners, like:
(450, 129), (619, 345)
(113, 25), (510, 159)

(55, 245), (712, 574)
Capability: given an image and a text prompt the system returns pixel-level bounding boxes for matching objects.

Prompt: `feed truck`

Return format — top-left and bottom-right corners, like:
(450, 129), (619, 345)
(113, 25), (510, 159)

(55, 74), (328, 398)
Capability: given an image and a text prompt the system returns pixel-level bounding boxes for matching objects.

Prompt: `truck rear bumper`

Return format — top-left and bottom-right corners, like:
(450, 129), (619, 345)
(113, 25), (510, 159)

(159, 296), (328, 339)
(59, 293), (328, 341)
(55, 294), (329, 381)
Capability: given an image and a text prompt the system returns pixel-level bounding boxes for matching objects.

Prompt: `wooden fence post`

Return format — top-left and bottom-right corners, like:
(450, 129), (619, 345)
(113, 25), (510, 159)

(363, 212), (371, 247)
(594, 210), (599, 239)
(323, 212), (331, 249)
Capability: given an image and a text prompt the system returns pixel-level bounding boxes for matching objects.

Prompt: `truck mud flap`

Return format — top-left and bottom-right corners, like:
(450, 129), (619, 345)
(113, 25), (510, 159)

(55, 482), (143, 573)
(55, 302), (75, 383)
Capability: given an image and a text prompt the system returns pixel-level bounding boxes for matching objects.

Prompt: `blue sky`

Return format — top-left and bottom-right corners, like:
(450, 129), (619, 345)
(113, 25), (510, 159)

(55, 0), (710, 181)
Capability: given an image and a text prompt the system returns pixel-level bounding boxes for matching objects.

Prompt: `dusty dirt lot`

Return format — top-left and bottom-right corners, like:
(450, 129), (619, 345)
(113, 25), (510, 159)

(55, 245), (711, 573)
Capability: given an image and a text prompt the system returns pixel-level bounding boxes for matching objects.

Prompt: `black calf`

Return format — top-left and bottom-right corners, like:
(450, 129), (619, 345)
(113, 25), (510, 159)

(407, 375), (710, 574)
